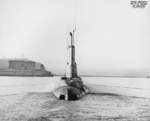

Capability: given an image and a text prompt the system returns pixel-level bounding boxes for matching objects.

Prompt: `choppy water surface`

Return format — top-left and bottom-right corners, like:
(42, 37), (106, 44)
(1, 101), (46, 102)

(0, 76), (150, 121)
(0, 92), (150, 121)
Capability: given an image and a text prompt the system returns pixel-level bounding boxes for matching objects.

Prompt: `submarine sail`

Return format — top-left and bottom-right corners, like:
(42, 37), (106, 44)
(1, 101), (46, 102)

(70, 29), (78, 78)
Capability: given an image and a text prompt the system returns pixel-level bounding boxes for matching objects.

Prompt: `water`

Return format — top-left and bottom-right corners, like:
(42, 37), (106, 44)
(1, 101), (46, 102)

(0, 77), (150, 121)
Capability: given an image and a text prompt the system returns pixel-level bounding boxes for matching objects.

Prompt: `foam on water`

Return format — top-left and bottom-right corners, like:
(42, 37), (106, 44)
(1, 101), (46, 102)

(0, 76), (150, 120)
(0, 92), (150, 121)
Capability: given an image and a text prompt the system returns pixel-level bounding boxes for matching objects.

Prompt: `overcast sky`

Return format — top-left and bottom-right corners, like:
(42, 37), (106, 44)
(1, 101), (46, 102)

(0, 0), (150, 76)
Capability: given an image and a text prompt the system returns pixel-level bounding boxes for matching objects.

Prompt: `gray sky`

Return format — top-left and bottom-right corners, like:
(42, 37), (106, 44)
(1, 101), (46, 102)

(0, 0), (150, 76)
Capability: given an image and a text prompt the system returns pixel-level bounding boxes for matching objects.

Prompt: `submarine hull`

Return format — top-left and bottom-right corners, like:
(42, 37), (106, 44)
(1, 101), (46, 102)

(53, 86), (83, 100)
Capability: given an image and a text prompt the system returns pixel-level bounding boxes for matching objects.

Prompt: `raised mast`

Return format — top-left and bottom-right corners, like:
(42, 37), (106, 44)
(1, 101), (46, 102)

(69, 28), (78, 78)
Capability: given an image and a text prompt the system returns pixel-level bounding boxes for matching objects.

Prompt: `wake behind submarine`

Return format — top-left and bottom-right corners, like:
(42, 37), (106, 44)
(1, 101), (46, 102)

(53, 29), (88, 101)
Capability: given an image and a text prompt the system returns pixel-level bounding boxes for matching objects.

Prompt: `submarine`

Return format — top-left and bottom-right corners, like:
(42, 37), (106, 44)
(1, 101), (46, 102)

(53, 28), (88, 101)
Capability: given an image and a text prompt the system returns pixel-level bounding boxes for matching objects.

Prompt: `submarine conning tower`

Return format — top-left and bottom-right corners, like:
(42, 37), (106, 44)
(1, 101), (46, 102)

(65, 28), (85, 93)
(69, 28), (78, 79)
